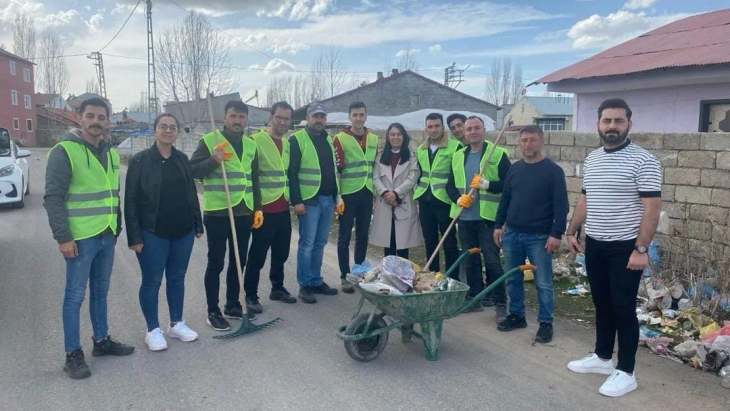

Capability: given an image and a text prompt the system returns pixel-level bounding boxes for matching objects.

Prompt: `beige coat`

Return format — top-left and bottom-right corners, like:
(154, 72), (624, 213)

(370, 149), (423, 250)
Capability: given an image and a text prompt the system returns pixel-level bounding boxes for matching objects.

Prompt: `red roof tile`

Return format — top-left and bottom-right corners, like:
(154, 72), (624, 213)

(535, 9), (730, 84)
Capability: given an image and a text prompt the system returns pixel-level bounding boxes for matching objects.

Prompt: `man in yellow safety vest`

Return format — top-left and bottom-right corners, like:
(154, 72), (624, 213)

(44, 97), (134, 380)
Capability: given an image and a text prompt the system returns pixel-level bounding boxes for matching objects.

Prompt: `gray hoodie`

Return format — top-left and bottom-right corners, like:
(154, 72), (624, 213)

(43, 129), (122, 244)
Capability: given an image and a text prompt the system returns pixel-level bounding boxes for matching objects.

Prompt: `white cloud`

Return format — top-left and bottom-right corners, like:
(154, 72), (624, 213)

(258, 0), (332, 21)
(623, 0), (661, 10)
(0, 0), (44, 23)
(89, 13), (104, 29)
(270, 40), (311, 55)
(250, 58), (297, 72)
(244, 33), (268, 45)
(567, 10), (689, 49)
(395, 48), (419, 58)
(361, 0), (375, 7)
(429, 44), (442, 53)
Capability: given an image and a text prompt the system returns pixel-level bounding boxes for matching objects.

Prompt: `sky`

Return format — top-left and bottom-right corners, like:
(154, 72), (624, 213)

(0, 0), (727, 112)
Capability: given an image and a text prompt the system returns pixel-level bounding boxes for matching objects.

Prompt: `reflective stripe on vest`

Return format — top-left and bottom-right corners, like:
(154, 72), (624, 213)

(413, 137), (461, 205)
(292, 129), (338, 201)
(201, 132), (256, 212)
(449, 141), (508, 221)
(252, 129), (289, 205)
(54, 141), (120, 240)
(337, 132), (378, 195)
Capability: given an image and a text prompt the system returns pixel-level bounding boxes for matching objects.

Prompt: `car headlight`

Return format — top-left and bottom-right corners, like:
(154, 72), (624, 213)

(0, 165), (15, 177)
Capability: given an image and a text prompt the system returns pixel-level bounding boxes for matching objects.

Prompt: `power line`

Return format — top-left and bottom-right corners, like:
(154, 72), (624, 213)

(98, 0), (143, 52)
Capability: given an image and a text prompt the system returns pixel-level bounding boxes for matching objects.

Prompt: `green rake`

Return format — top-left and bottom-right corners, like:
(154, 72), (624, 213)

(205, 91), (281, 340)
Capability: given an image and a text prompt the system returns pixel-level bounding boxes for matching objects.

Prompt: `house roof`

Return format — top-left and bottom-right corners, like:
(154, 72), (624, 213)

(294, 70), (500, 114)
(524, 96), (573, 116)
(0, 49), (34, 65)
(534, 9), (730, 84)
(110, 111), (154, 124)
(67, 93), (111, 109)
(163, 93), (242, 125)
(37, 106), (81, 126)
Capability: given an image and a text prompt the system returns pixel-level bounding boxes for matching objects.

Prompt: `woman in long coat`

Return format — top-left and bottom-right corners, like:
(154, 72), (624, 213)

(370, 123), (423, 258)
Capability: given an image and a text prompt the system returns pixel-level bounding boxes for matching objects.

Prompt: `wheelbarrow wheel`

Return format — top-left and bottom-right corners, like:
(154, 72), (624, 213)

(344, 313), (389, 362)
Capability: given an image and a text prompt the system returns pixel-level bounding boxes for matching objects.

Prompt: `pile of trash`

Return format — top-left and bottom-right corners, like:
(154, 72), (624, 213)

(637, 279), (730, 388)
(552, 253), (587, 280)
(349, 256), (458, 296)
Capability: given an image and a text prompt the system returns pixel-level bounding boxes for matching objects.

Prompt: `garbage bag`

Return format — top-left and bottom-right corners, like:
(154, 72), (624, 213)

(351, 260), (372, 277)
(711, 335), (730, 354)
(380, 256), (417, 293)
(360, 282), (403, 296)
(674, 340), (701, 359)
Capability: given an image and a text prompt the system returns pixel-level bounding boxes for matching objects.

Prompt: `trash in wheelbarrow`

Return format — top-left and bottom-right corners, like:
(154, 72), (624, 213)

(350, 256), (450, 294)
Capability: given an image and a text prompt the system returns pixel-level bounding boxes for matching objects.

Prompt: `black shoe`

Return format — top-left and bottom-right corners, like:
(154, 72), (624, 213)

(223, 303), (243, 320)
(341, 278), (355, 294)
(535, 322), (554, 344)
(245, 296), (263, 314)
(64, 349), (91, 379)
(299, 287), (317, 304)
(207, 313), (232, 331)
(312, 282), (338, 295)
(91, 335), (135, 357)
(462, 298), (484, 313)
(498, 314), (527, 332)
(270, 287), (297, 304)
(481, 296), (496, 307)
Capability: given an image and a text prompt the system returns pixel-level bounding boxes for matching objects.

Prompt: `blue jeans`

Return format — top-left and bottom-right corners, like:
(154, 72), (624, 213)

(296, 195), (334, 287)
(136, 230), (195, 331)
(502, 230), (554, 323)
(62, 234), (115, 352)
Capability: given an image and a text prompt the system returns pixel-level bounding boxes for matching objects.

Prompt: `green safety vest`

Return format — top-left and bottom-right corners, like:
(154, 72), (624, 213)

(292, 129), (339, 202)
(201, 132), (256, 212)
(251, 129), (289, 205)
(336, 131), (378, 195)
(53, 141), (119, 241)
(413, 138), (462, 205)
(449, 140), (508, 221)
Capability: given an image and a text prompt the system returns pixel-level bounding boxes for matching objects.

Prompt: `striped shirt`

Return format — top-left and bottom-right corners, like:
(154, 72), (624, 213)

(582, 139), (662, 241)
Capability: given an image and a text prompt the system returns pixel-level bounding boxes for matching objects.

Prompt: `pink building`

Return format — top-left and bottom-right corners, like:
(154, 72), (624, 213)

(533, 9), (730, 134)
(0, 49), (36, 146)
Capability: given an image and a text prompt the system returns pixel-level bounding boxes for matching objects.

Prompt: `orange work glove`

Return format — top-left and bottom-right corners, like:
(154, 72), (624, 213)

(252, 211), (264, 229)
(470, 174), (490, 190)
(457, 194), (474, 208)
(214, 141), (230, 150)
(335, 196), (345, 215)
(214, 141), (233, 161)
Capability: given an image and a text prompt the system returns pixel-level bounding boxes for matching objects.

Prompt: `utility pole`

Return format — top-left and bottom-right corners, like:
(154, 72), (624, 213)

(146, 0), (158, 129)
(444, 62), (470, 90)
(87, 52), (107, 99)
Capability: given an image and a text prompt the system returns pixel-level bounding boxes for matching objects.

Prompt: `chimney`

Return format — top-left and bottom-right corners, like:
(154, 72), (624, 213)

(377, 71), (384, 80)
(392, 69), (399, 75)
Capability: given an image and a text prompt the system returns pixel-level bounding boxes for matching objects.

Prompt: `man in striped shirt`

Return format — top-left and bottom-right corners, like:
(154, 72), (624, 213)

(565, 99), (662, 398)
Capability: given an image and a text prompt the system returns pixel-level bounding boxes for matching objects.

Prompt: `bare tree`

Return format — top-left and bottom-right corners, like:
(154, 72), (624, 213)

(396, 44), (419, 72)
(86, 77), (101, 94)
(510, 64), (524, 104)
(13, 12), (36, 60)
(310, 46), (350, 99)
(499, 57), (512, 106)
(485, 57), (524, 106)
(485, 58), (503, 106)
(37, 33), (69, 96)
(155, 12), (238, 104)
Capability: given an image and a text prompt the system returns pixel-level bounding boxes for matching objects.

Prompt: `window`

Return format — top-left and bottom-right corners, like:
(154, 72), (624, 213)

(537, 118), (566, 131)
(9, 61), (15, 75)
(26, 119), (33, 132)
(410, 94), (420, 107)
(11, 90), (18, 106)
(23, 68), (30, 83)
(24, 95), (31, 109)
(13, 118), (20, 130)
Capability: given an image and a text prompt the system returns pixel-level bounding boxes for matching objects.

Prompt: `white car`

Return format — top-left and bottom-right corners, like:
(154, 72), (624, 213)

(0, 128), (31, 209)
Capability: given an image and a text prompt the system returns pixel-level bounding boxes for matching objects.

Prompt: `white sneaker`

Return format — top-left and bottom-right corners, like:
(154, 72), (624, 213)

(567, 354), (615, 375)
(599, 370), (637, 397)
(145, 328), (168, 351)
(167, 321), (199, 342)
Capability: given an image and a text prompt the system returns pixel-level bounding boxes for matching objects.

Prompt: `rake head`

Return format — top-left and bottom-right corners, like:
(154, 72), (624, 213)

(213, 317), (282, 340)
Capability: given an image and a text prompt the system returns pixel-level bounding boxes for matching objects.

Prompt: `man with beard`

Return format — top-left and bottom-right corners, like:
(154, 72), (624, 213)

(565, 99), (662, 397)
(493, 125), (568, 342)
(45, 98), (135, 379)
(191, 100), (262, 331)
(414, 113), (462, 274)
(447, 113), (467, 145)
(289, 103), (339, 304)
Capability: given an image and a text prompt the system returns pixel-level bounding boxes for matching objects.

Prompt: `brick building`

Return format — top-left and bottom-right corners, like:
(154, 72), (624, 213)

(0, 49), (36, 146)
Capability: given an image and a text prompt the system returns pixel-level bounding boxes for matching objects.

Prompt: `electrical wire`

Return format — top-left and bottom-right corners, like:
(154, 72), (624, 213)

(97, 0), (143, 52)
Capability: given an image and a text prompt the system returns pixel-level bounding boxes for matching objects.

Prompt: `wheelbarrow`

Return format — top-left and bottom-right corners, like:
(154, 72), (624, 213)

(336, 249), (536, 362)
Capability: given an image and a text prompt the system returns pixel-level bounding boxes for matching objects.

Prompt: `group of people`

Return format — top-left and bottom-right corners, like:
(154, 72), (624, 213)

(44, 96), (662, 398)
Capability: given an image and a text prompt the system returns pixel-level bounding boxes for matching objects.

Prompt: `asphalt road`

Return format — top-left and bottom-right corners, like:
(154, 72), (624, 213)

(1, 148), (728, 411)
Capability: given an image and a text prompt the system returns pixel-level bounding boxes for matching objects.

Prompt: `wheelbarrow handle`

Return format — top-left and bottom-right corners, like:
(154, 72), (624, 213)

(451, 264), (535, 317)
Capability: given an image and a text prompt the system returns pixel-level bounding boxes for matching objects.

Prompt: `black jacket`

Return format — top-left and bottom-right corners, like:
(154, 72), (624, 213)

(124, 144), (203, 246)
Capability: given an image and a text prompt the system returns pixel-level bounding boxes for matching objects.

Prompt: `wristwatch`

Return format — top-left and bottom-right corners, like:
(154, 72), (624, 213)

(634, 245), (648, 254)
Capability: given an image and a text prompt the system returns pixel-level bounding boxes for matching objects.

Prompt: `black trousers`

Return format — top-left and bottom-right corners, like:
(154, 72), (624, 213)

(458, 219), (506, 302)
(244, 210), (292, 298)
(337, 190), (373, 277)
(384, 214), (409, 259)
(585, 235), (642, 374)
(203, 214), (252, 314)
(418, 200), (459, 274)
